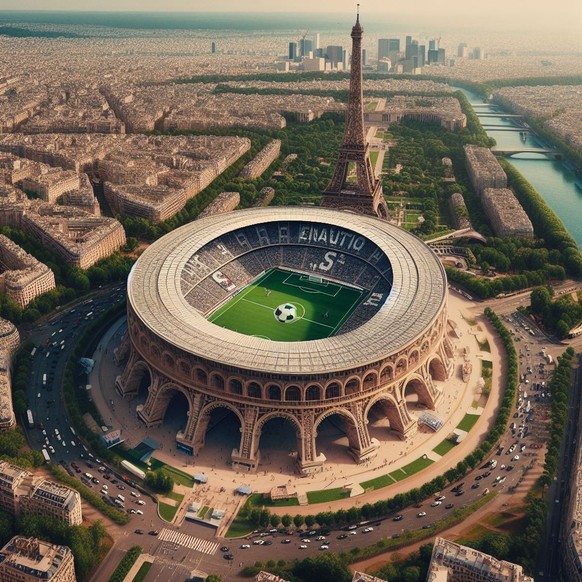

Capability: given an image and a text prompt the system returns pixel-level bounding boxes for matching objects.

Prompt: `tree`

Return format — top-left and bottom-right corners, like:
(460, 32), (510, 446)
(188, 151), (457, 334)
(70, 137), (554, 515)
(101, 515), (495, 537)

(259, 509), (270, 528)
(270, 513), (280, 528)
(205, 576), (223, 582)
(293, 553), (352, 582)
(145, 470), (173, 494)
(402, 566), (422, 582)
(293, 514), (304, 528)
(281, 514), (292, 528)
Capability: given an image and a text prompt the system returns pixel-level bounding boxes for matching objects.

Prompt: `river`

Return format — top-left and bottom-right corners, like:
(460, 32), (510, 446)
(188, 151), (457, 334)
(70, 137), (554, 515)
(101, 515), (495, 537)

(458, 88), (582, 249)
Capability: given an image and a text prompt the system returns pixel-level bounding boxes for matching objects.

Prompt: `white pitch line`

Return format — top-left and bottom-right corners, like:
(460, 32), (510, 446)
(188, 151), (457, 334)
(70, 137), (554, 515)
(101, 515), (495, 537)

(158, 528), (218, 555)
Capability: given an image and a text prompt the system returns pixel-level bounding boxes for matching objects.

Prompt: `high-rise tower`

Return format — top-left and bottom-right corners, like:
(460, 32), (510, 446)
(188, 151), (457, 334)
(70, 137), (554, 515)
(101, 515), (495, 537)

(321, 7), (388, 218)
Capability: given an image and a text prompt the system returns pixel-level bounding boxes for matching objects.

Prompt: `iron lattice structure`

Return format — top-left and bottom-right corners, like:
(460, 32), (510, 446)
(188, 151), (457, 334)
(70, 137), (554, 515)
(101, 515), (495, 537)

(321, 10), (389, 219)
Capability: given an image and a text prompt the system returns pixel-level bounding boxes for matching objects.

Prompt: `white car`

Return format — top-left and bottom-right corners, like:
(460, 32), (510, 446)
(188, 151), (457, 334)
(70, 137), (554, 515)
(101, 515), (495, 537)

(417, 512), (427, 518)
(363, 527), (374, 533)
(135, 510), (143, 515)
(301, 539), (311, 543)
(253, 540), (264, 545)
(315, 535), (326, 541)
(240, 544), (250, 549)
(130, 491), (140, 498)
(431, 501), (442, 507)
(136, 500), (145, 505)
(320, 545), (329, 550)
(299, 545), (307, 549)
(512, 455), (520, 461)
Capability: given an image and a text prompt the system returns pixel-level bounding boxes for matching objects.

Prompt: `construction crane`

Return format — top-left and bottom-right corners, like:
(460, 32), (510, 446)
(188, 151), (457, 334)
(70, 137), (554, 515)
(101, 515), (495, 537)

(298, 30), (310, 57)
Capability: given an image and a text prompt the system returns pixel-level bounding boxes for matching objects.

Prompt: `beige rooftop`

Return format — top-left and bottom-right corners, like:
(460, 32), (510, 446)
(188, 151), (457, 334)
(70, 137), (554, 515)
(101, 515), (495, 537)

(128, 207), (446, 375)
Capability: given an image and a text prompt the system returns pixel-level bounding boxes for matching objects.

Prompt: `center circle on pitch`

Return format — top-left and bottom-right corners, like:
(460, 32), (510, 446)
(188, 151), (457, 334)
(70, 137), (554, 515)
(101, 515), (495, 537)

(274, 303), (297, 323)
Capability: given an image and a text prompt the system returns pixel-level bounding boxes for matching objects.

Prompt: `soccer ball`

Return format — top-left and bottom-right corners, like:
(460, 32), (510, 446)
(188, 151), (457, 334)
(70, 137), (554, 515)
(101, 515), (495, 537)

(274, 303), (297, 323)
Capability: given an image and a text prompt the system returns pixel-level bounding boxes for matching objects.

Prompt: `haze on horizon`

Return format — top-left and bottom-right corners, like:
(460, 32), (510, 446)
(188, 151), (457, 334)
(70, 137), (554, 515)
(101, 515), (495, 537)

(0, 0), (581, 32)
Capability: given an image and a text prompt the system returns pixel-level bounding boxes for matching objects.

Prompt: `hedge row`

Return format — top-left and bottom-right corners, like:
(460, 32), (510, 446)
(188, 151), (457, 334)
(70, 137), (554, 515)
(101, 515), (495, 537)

(49, 465), (129, 526)
(539, 347), (576, 487)
(446, 264), (566, 300)
(241, 309), (516, 531)
(109, 545), (143, 582)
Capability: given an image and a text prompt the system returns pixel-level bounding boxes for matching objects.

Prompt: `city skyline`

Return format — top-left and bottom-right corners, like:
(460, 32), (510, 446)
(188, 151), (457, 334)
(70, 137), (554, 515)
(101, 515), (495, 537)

(0, 0), (580, 32)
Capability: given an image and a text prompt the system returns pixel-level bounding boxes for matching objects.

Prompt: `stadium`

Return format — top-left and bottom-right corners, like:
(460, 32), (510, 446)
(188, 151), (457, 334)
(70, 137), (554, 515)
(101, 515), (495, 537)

(116, 206), (453, 473)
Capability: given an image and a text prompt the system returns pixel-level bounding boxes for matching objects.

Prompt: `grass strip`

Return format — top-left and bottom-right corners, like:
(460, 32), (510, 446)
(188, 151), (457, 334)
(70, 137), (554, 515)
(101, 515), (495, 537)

(132, 561), (153, 582)
(457, 413), (480, 432)
(159, 500), (180, 522)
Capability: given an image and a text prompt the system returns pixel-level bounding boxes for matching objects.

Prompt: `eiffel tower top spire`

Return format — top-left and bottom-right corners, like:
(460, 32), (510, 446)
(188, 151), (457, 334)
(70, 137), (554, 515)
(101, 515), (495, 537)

(320, 7), (388, 219)
(353, 4), (362, 34)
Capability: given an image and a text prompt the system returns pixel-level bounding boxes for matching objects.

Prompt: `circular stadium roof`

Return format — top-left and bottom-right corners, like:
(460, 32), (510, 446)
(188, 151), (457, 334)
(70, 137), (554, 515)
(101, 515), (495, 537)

(128, 207), (447, 375)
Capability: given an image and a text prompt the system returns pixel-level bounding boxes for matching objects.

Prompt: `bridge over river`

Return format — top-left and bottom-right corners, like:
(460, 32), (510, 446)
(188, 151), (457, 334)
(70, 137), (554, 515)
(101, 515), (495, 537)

(491, 146), (562, 158)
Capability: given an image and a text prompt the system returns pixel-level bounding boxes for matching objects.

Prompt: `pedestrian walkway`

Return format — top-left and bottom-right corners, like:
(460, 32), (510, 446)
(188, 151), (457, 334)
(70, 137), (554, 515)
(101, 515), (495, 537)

(158, 528), (219, 555)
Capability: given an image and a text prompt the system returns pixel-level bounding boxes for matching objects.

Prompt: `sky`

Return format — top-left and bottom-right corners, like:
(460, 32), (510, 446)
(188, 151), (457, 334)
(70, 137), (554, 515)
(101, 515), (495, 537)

(0, 0), (580, 31)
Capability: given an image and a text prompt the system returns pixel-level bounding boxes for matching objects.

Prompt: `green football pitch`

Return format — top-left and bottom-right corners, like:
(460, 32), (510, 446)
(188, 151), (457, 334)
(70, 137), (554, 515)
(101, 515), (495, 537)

(207, 268), (365, 342)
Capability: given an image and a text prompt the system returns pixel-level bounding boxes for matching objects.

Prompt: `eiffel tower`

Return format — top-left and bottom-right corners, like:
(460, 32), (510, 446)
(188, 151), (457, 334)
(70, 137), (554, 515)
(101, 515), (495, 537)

(321, 6), (388, 219)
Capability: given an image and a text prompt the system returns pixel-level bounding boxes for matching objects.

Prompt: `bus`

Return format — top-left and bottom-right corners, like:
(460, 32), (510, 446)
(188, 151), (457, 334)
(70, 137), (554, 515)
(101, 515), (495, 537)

(26, 409), (34, 429)
(42, 374), (47, 387)
(41, 449), (51, 463)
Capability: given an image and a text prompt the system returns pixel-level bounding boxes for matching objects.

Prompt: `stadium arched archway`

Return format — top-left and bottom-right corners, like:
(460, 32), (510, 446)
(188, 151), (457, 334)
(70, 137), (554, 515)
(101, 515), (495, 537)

(306, 384), (322, 401)
(403, 377), (434, 411)
(229, 379), (243, 396)
(267, 384), (282, 401)
(314, 409), (361, 463)
(193, 402), (243, 465)
(247, 382), (262, 399)
(285, 386), (301, 402)
(161, 387), (190, 434)
(344, 377), (361, 396)
(325, 382), (341, 400)
(428, 357), (447, 383)
(365, 395), (406, 441)
(124, 360), (152, 403)
(255, 413), (301, 474)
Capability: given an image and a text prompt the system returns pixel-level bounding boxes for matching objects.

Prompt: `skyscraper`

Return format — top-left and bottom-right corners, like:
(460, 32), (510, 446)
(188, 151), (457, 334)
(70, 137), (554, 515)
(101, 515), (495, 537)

(457, 42), (468, 58)
(299, 38), (313, 57)
(326, 45), (343, 67)
(378, 38), (400, 71)
(288, 42), (297, 61)
(321, 8), (388, 219)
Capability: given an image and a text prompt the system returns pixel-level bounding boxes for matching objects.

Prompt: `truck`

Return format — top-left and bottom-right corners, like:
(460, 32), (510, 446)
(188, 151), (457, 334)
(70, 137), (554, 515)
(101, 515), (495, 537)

(41, 449), (51, 463)
(120, 459), (146, 480)
(26, 409), (34, 429)
(42, 374), (47, 386)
